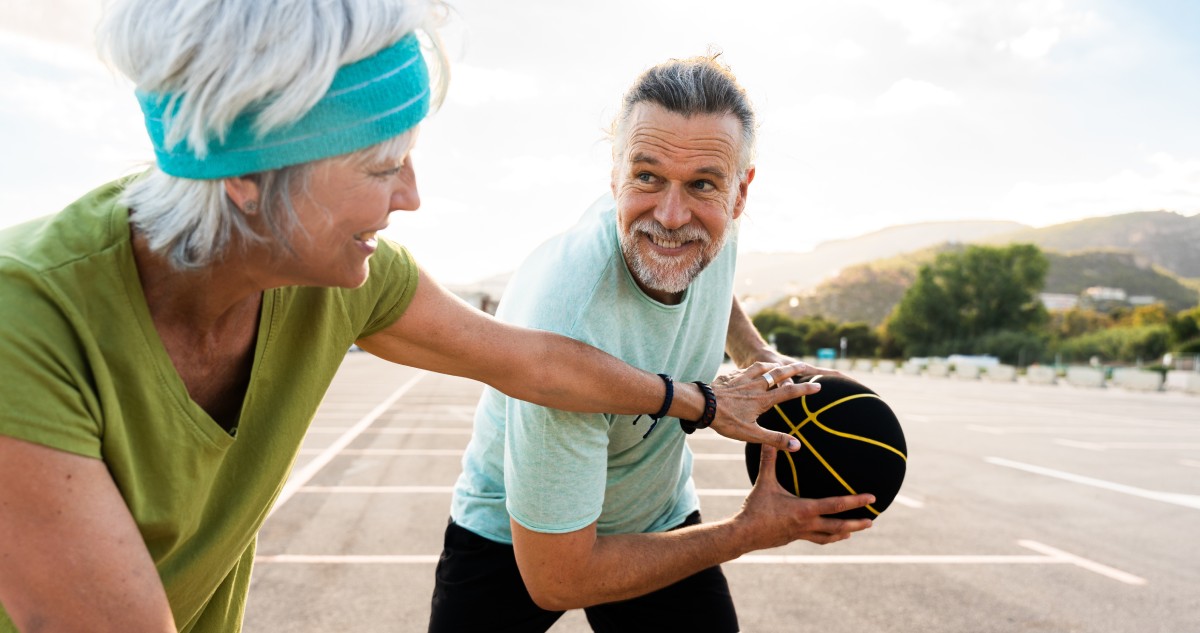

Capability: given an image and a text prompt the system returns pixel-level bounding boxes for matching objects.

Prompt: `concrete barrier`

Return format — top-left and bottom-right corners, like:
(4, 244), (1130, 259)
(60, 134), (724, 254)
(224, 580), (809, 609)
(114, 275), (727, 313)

(953, 364), (981, 380)
(926, 362), (950, 378)
(901, 361), (923, 375)
(1114, 370), (1163, 392)
(852, 359), (874, 372)
(1025, 366), (1057, 385)
(985, 364), (1017, 382)
(875, 360), (897, 374)
(1165, 371), (1200, 395)
(1066, 366), (1105, 388)
(833, 358), (853, 371)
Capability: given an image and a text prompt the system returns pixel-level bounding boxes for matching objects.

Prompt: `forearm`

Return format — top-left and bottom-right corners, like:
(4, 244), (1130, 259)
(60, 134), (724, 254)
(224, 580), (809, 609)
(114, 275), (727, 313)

(725, 298), (777, 367)
(514, 518), (750, 611)
(358, 270), (707, 422)
(477, 326), (705, 421)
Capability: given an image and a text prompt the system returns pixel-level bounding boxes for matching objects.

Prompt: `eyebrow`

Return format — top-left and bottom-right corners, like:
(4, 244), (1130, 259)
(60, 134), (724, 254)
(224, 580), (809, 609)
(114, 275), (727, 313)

(629, 152), (729, 180)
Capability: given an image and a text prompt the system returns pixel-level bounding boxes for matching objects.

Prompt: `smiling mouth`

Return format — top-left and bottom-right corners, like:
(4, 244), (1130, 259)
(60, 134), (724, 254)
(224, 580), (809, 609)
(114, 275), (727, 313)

(647, 234), (692, 249)
(354, 230), (378, 243)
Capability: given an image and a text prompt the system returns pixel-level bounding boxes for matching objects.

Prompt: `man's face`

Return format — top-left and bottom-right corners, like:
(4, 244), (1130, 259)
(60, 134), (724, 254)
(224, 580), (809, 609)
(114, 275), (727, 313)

(611, 103), (754, 305)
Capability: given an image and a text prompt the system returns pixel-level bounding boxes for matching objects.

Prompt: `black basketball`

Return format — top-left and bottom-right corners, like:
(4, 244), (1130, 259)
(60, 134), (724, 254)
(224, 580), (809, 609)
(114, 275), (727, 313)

(745, 374), (907, 520)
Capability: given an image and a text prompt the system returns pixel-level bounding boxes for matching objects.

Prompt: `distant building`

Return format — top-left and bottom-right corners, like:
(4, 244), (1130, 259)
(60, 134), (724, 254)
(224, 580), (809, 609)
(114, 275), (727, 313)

(1083, 286), (1127, 302)
(1039, 293), (1078, 311)
(1129, 295), (1158, 306)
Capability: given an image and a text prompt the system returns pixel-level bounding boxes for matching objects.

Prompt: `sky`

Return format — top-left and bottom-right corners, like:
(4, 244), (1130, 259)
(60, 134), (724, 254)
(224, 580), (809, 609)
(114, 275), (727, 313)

(1, 0), (1198, 285)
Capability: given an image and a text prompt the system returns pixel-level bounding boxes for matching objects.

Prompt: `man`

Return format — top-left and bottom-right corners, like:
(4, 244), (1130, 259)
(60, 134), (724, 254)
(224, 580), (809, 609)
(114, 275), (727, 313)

(428, 54), (875, 632)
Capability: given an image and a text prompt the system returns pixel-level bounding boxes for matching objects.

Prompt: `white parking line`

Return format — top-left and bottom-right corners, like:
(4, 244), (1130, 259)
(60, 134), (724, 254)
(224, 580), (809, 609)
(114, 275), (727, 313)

(298, 448), (463, 456)
(733, 540), (1145, 585)
(299, 485), (454, 493)
(270, 372), (425, 517)
(969, 425), (1196, 435)
(293, 485), (926, 510)
(257, 540), (1145, 584)
(986, 457), (1200, 510)
(1054, 439), (1200, 451)
(257, 555), (439, 564)
(1017, 540), (1146, 585)
(307, 427), (473, 435)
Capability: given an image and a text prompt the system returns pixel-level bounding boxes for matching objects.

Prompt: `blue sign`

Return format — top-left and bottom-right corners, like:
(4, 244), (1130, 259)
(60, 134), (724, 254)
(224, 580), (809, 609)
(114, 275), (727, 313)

(817, 348), (836, 360)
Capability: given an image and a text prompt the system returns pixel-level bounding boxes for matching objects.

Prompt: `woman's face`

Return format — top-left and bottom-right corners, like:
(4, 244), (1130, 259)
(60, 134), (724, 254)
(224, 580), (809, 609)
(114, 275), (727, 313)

(276, 135), (420, 289)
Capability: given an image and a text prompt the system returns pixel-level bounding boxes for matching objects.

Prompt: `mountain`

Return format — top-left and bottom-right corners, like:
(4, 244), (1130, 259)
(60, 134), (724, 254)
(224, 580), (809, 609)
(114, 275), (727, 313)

(978, 211), (1200, 278)
(768, 245), (1199, 326)
(735, 220), (1028, 312)
(1042, 251), (1199, 309)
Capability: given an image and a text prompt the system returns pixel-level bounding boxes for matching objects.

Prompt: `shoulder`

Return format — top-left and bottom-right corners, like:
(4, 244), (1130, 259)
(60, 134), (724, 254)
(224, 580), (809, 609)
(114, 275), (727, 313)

(496, 195), (623, 334)
(0, 179), (129, 275)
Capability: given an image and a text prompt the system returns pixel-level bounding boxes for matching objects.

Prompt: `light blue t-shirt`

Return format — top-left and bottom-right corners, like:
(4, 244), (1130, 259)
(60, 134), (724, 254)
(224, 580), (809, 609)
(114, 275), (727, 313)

(450, 194), (737, 543)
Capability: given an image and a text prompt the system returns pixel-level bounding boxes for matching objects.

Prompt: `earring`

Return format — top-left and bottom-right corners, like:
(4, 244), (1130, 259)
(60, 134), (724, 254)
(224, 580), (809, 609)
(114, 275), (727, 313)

(244, 200), (259, 213)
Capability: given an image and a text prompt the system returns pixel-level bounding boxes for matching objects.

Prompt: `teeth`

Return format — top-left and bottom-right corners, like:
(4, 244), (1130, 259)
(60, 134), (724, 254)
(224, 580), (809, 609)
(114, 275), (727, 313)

(356, 231), (377, 242)
(651, 236), (683, 249)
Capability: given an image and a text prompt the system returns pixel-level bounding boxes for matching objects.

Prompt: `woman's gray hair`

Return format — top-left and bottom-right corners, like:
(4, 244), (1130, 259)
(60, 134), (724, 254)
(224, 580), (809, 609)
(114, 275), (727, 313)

(611, 51), (757, 175)
(97, 0), (449, 270)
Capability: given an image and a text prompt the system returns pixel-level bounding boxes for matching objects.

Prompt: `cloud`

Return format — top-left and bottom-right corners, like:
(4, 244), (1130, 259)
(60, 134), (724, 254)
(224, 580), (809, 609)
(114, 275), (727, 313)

(831, 39), (868, 61)
(1000, 25), (1062, 60)
(874, 78), (962, 114)
(994, 153), (1200, 225)
(446, 63), (542, 107)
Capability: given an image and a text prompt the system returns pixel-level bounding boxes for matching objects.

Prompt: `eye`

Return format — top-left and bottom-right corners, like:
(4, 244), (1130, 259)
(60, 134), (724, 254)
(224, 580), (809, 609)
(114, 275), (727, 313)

(691, 180), (715, 191)
(636, 172), (657, 184)
(372, 166), (404, 178)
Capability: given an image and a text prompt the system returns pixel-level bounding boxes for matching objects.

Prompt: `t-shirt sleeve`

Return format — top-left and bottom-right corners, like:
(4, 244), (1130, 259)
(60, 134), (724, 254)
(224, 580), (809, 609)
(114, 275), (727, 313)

(504, 395), (611, 533)
(354, 237), (420, 338)
(0, 266), (102, 458)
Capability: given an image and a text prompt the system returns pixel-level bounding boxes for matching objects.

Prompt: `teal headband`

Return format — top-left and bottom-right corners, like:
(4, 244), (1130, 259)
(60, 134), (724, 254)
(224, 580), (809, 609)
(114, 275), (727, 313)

(137, 33), (430, 180)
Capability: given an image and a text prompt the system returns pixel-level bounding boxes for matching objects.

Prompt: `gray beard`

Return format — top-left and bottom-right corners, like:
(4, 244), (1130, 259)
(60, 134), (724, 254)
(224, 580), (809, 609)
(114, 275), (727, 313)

(619, 217), (727, 295)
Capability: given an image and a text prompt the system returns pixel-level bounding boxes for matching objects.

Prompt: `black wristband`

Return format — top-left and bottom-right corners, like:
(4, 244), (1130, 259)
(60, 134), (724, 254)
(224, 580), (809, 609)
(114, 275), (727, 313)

(633, 374), (674, 439)
(679, 381), (716, 434)
(651, 373), (674, 421)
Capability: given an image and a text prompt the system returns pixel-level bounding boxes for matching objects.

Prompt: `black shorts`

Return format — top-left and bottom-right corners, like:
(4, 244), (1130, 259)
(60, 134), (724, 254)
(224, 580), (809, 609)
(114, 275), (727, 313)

(428, 511), (739, 633)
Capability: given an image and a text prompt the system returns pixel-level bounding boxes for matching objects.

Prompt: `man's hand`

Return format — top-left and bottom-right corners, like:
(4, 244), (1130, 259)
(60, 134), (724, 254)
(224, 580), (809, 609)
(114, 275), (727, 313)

(733, 445), (875, 549)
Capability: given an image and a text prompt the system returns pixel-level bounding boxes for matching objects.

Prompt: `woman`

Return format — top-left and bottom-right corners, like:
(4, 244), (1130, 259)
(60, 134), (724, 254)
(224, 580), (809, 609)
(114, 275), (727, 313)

(0, 1), (815, 631)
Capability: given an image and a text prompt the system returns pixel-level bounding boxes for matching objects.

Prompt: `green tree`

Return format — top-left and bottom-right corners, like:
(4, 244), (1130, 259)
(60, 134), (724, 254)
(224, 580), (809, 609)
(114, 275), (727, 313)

(885, 244), (1049, 357)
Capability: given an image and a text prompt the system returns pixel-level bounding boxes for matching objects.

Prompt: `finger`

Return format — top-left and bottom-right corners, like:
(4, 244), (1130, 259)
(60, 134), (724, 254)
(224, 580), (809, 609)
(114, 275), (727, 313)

(759, 429), (802, 453)
(769, 380), (821, 403)
(811, 493), (876, 517)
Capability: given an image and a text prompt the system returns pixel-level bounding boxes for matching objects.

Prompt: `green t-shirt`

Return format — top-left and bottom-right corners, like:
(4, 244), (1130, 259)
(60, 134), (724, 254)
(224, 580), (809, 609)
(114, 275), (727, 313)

(0, 179), (419, 632)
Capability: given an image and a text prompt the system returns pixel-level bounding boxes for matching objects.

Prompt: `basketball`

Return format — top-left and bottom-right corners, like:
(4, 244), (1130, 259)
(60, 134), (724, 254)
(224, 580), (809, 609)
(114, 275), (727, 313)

(745, 374), (907, 520)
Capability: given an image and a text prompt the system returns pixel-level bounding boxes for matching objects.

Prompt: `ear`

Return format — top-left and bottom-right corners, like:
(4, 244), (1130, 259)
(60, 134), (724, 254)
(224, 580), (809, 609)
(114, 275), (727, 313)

(223, 176), (262, 215)
(731, 166), (755, 219)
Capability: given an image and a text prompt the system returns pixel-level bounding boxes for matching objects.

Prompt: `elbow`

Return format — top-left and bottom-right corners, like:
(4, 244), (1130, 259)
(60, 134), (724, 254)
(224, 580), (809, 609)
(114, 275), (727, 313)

(521, 571), (590, 611)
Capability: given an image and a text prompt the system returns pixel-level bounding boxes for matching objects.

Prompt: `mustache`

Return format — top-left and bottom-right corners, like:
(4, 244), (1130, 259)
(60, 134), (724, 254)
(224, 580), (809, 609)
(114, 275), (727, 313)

(630, 218), (711, 245)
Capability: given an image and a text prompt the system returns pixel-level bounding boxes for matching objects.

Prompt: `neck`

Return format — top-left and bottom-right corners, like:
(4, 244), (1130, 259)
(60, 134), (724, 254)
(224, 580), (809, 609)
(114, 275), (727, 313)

(131, 230), (265, 333)
(638, 281), (684, 305)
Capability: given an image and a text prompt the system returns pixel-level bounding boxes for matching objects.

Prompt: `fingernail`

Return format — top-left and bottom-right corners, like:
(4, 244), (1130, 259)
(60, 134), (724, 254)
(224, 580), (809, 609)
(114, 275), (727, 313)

(788, 437), (800, 451)
(810, 383), (821, 391)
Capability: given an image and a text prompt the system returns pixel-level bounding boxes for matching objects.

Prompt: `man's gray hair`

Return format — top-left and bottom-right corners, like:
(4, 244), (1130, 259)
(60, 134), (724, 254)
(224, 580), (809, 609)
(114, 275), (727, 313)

(611, 51), (757, 174)
(97, 0), (448, 270)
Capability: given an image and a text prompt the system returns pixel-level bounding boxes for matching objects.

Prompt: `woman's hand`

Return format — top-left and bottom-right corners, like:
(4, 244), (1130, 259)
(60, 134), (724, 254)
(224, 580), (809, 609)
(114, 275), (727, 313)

(704, 360), (842, 452)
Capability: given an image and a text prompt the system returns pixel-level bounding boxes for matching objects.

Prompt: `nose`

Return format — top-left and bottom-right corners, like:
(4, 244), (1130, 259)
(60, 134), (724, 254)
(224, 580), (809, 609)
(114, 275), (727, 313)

(391, 158), (420, 212)
(653, 184), (690, 230)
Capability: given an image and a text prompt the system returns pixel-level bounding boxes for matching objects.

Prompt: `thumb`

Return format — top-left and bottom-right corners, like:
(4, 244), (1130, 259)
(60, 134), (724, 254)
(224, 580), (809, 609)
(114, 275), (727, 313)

(765, 430), (803, 453)
(754, 444), (778, 489)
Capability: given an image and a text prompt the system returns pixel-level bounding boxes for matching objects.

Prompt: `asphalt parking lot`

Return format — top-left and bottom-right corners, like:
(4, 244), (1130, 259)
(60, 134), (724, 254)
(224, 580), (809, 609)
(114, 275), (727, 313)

(243, 353), (1200, 632)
